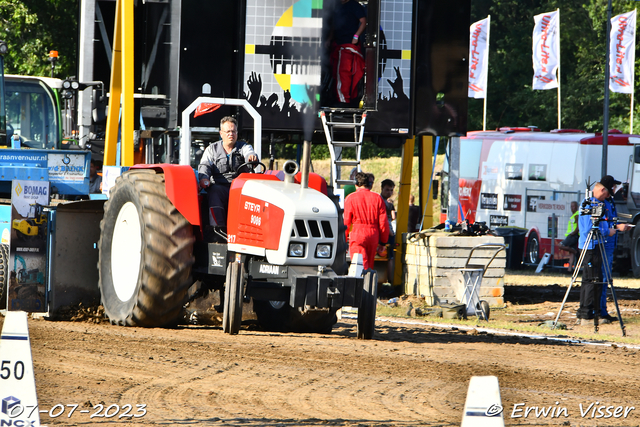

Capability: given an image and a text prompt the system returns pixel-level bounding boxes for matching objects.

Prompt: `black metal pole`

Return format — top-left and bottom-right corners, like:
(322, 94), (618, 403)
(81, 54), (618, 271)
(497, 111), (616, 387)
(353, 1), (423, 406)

(602, 0), (613, 177)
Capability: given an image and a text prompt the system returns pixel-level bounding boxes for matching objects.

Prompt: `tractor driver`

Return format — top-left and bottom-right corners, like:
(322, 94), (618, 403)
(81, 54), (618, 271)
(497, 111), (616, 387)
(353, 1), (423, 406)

(198, 116), (257, 230)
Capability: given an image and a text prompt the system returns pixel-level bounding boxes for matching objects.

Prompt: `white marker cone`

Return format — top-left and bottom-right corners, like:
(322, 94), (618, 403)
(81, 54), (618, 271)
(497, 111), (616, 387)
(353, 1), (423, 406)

(0, 311), (40, 426)
(461, 376), (504, 427)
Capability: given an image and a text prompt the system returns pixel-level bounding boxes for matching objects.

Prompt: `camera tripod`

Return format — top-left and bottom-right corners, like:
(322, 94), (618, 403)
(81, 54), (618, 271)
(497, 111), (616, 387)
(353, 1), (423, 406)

(552, 224), (626, 336)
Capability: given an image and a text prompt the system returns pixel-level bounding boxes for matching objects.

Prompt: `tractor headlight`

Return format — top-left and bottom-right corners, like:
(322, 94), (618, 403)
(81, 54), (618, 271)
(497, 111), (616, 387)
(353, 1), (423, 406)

(315, 244), (332, 258)
(289, 243), (305, 257)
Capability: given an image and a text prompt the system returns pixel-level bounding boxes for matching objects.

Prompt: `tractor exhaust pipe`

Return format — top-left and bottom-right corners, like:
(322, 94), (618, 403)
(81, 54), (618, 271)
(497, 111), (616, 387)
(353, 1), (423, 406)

(283, 160), (299, 184)
(300, 88), (316, 189)
(300, 139), (311, 189)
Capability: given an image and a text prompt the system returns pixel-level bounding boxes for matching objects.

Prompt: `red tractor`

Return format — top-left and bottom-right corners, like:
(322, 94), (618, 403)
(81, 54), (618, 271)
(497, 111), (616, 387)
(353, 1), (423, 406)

(97, 158), (378, 338)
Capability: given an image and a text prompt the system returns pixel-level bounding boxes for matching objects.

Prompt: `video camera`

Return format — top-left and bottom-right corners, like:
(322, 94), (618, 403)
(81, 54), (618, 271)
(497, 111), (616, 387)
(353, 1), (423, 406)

(580, 198), (605, 226)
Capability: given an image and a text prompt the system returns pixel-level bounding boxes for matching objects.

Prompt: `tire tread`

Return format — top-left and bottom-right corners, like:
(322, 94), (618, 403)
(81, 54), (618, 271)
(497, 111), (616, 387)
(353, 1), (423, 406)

(99, 169), (195, 327)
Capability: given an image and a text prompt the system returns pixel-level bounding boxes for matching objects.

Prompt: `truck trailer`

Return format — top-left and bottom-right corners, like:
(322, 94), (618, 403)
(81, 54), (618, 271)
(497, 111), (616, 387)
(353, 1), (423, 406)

(443, 127), (637, 273)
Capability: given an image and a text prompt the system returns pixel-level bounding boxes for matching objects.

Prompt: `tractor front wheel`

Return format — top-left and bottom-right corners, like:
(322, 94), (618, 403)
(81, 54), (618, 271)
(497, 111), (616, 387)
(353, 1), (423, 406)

(222, 261), (244, 334)
(98, 169), (195, 327)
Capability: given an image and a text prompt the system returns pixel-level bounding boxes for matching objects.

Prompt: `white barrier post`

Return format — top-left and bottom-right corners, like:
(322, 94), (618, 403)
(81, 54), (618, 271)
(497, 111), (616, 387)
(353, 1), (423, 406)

(461, 376), (504, 427)
(0, 311), (41, 426)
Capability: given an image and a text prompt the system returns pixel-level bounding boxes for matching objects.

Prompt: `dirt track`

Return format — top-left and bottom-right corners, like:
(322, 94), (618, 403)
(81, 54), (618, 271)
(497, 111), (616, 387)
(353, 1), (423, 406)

(4, 314), (639, 427)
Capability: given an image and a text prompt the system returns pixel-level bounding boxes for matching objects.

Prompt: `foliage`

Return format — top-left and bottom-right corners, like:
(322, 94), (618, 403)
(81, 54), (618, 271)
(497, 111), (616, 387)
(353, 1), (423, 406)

(0, 0), (77, 78)
(470, 0), (640, 133)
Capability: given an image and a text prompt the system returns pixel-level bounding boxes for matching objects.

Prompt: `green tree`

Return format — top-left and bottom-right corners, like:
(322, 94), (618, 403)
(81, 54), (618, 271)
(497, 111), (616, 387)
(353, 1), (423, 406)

(0, 0), (77, 78)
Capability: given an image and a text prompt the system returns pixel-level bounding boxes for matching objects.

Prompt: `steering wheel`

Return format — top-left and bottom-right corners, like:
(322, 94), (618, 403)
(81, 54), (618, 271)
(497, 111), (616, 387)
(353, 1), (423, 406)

(237, 160), (266, 174)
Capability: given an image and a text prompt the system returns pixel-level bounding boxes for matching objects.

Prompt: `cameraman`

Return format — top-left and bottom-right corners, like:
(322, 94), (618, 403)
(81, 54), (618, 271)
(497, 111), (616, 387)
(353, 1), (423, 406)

(576, 180), (629, 325)
(599, 175), (631, 323)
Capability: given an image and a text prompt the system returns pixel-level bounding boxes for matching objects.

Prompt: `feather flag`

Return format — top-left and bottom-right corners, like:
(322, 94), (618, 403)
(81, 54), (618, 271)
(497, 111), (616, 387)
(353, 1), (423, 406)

(532, 10), (560, 90)
(610, 10), (636, 94)
(468, 17), (490, 99)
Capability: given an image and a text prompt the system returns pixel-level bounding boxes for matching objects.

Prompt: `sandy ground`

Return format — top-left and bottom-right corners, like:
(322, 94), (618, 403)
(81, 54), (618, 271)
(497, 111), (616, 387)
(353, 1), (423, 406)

(3, 299), (640, 427)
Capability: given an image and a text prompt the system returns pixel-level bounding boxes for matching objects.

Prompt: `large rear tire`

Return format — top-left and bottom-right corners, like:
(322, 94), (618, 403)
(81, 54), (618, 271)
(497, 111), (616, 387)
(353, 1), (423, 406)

(0, 243), (8, 307)
(631, 225), (640, 277)
(357, 270), (378, 339)
(98, 169), (195, 327)
(223, 261), (244, 334)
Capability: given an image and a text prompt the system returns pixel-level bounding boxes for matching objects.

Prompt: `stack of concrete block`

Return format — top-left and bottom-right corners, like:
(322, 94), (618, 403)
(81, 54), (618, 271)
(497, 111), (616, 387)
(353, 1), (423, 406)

(403, 233), (505, 307)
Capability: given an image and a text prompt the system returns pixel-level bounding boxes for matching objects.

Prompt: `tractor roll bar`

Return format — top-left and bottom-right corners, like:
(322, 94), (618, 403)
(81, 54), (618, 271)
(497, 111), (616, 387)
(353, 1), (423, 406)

(180, 97), (262, 166)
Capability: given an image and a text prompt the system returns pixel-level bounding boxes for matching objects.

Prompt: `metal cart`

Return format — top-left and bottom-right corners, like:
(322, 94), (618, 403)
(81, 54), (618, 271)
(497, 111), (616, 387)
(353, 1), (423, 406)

(459, 243), (506, 320)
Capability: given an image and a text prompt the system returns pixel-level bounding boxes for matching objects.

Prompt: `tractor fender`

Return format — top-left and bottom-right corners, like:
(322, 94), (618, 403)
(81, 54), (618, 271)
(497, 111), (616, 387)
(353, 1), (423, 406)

(130, 164), (201, 226)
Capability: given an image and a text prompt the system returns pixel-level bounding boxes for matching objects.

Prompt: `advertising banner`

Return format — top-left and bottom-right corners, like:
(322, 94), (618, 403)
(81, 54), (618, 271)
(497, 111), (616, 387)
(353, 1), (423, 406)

(532, 10), (560, 90)
(480, 193), (498, 210)
(526, 195), (545, 212)
(490, 215), (508, 227)
(504, 194), (522, 211)
(528, 164), (547, 181)
(505, 163), (523, 180)
(609, 10), (636, 94)
(0, 205), (10, 310)
(7, 180), (50, 312)
(481, 162), (500, 180)
(468, 16), (490, 99)
(536, 200), (568, 215)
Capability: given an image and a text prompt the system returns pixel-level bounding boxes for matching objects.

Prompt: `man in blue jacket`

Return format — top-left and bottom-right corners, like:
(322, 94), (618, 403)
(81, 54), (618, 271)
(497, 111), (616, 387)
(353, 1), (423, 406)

(599, 175), (630, 323)
(576, 179), (629, 325)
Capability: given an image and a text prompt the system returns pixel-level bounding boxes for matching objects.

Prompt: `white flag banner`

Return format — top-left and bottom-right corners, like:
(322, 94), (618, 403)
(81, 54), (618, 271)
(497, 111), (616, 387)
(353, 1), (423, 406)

(610, 10), (636, 94)
(532, 10), (560, 90)
(468, 16), (490, 99)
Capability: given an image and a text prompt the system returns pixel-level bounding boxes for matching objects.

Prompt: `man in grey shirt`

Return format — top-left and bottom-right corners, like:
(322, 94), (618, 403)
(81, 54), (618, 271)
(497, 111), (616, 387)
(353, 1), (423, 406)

(198, 116), (257, 228)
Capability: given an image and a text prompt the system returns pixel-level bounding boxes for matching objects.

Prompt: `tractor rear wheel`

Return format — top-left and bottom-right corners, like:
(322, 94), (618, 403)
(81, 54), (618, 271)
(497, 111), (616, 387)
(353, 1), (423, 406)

(632, 225), (640, 277)
(0, 243), (8, 307)
(98, 169), (195, 327)
(222, 261), (244, 334)
(357, 270), (378, 339)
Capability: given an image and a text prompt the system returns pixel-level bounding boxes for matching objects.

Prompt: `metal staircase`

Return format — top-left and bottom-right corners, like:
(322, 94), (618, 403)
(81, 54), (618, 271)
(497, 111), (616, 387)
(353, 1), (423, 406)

(319, 110), (367, 189)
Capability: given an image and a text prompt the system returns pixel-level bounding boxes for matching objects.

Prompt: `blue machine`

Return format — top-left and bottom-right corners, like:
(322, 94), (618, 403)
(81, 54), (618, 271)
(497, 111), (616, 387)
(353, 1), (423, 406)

(0, 149), (90, 196)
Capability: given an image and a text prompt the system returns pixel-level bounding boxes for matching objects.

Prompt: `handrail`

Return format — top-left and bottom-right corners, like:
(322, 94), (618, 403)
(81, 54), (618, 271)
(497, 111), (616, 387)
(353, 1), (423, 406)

(462, 243), (506, 275)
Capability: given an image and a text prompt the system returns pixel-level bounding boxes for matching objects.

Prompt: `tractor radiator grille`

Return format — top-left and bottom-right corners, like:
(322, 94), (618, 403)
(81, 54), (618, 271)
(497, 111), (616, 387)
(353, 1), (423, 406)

(293, 219), (334, 238)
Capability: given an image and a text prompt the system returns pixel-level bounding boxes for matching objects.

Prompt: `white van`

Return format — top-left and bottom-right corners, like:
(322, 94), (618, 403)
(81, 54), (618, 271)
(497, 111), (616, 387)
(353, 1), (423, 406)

(452, 128), (634, 265)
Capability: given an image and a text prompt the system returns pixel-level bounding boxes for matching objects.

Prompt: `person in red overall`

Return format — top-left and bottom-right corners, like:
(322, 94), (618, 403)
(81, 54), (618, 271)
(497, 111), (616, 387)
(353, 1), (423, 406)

(344, 172), (390, 270)
(329, 0), (366, 106)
